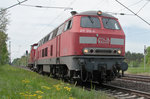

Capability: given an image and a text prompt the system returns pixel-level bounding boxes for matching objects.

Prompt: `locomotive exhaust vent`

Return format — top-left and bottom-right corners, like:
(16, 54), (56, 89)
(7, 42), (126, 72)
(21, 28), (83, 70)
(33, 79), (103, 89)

(71, 11), (78, 16)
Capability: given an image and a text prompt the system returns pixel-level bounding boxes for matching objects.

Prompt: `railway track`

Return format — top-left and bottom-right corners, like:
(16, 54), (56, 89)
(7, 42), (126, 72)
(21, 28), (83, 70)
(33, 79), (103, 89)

(72, 73), (150, 99)
(15, 66), (150, 99)
(101, 83), (150, 99)
(76, 81), (150, 99)
(103, 74), (150, 99)
(121, 74), (150, 83)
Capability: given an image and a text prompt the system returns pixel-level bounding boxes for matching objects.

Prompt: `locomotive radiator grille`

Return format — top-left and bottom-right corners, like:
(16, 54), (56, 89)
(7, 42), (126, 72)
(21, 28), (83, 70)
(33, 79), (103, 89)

(83, 48), (121, 55)
(95, 49), (112, 53)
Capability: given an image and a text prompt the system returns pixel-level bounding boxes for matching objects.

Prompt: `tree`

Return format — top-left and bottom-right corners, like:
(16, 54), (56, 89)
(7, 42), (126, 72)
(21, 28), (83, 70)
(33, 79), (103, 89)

(0, 9), (9, 65)
(125, 51), (144, 67)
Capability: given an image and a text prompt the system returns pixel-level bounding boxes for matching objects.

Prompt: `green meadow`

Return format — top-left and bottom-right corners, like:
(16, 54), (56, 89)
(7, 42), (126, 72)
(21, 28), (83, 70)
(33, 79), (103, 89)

(0, 65), (113, 99)
(127, 62), (150, 75)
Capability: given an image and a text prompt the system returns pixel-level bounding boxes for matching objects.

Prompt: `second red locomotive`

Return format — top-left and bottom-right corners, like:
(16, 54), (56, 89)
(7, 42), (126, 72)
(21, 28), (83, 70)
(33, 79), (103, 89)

(28, 11), (128, 83)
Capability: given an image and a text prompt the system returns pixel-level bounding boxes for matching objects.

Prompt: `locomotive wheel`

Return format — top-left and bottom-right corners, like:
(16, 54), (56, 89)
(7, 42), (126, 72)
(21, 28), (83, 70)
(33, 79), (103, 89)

(38, 66), (43, 74)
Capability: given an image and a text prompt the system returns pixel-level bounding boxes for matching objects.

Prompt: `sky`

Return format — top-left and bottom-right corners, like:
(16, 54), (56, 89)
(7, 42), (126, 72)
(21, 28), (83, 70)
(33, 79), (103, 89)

(1, 0), (150, 61)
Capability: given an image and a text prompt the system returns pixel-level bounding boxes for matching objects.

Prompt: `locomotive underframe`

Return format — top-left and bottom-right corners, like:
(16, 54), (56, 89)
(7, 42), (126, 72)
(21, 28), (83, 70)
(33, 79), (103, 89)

(29, 55), (126, 83)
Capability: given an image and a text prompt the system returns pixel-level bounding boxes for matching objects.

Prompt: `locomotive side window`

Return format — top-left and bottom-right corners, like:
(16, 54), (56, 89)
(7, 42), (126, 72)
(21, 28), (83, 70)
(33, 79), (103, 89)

(50, 45), (53, 56)
(64, 20), (72, 31)
(44, 37), (47, 43)
(81, 16), (101, 28)
(45, 47), (48, 57)
(41, 39), (44, 45)
(102, 18), (121, 30)
(42, 49), (44, 57)
(38, 41), (41, 47)
(38, 51), (40, 58)
(46, 34), (50, 41)
(40, 50), (41, 58)
(57, 24), (65, 36)
(49, 32), (53, 40)
(40, 40), (42, 46)
(43, 34), (50, 43)
(52, 28), (58, 38)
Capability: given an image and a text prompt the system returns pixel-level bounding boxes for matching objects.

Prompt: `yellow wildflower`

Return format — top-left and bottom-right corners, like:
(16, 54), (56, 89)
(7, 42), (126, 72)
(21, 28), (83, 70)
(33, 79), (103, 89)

(29, 94), (36, 97)
(67, 87), (71, 92)
(41, 86), (51, 90)
(23, 94), (28, 97)
(69, 97), (74, 99)
(38, 95), (43, 99)
(56, 87), (61, 91)
(22, 79), (30, 83)
(64, 86), (71, 92)
(35, 91), (44, 94)
(53, 84), (61, 91)
(32, 94), (37, 96)
(19, 92), (24, 95)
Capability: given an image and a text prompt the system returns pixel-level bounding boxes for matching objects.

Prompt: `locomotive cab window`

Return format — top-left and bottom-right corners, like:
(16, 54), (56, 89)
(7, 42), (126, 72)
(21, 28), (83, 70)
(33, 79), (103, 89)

(81, 16), (101, 28)
(64, 19), (72, 31)
(102, 18), (121, 30)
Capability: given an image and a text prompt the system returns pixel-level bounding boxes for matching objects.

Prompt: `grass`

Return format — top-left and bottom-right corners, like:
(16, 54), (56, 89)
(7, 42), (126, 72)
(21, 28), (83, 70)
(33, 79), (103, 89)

(127, 63), (150, 75)
(0, 65), (113, 99)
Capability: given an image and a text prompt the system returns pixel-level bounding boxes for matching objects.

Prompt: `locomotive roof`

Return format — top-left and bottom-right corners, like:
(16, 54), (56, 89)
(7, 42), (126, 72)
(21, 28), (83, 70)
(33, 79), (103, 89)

(76, 11), (115, 18)
(37, 11), (116, 46)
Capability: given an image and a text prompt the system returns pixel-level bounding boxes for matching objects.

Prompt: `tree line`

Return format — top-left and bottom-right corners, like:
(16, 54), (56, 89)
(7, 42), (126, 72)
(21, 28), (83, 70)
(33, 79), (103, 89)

(0, 9), (9, 65)
(12, 55), (29, 66)
(125, 51), (144, 67)
(125, 47), (150, 67)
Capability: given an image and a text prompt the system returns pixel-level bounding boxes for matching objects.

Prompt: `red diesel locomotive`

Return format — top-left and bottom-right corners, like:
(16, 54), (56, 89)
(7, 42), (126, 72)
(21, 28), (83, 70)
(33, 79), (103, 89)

(28, 11), (128, 83)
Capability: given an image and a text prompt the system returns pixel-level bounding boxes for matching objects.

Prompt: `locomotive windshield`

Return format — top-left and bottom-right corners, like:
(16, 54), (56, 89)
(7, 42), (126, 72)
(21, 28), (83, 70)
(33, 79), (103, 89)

(102, 18), (121, 30)
(81, 16), (101, 28)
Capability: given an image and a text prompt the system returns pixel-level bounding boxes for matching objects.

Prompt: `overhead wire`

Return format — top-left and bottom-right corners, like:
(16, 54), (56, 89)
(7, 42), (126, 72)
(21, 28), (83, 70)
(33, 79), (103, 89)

(91, 0), (133, 16)
(0, 0), (28, 12)
(35, 0), (77, 40)
(20, 4), (73, 10)
(45, 0), (76, 27)
(115, 0), (150, 26)
(136, 1), (150, 14)
(105, 12), (134, 16)
(117, 0), (144, 12)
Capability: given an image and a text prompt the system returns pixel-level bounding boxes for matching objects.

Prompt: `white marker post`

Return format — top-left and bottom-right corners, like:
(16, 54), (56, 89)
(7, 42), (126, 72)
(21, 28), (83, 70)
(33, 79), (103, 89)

(144, 45), (146, 71)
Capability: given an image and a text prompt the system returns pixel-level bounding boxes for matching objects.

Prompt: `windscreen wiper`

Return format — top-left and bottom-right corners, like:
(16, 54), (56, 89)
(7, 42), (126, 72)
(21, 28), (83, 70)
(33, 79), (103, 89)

(88, 16), (94, 24)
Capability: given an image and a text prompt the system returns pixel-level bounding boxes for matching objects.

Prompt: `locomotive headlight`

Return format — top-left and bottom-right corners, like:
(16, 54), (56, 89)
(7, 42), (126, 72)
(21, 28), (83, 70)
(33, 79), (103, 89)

(117, 50), (121, 54)
(83, 48), (88, 53)
(97, 11), (102, 16)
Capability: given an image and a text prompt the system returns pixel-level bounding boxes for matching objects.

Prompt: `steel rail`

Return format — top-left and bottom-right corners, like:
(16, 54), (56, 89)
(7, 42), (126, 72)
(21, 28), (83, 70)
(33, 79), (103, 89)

(125, 74), (150, 79)
(102, 83), (150, 97)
